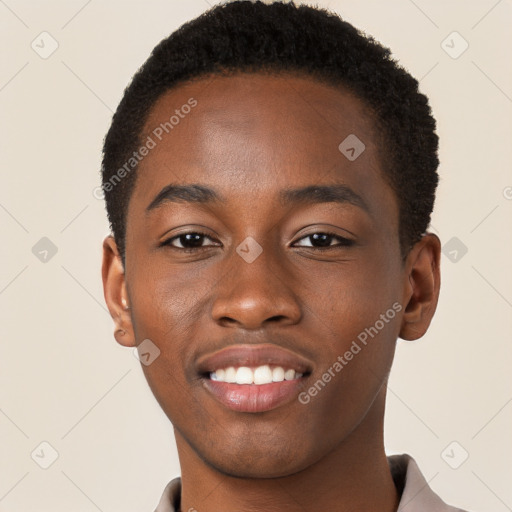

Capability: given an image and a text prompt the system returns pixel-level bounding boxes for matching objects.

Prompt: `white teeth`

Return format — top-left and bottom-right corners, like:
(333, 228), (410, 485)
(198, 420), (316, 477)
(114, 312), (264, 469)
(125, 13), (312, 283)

(254, 365), (273, 385)
(224, 367), (237, 383)
(235, 367), (253, 385)
(272, 366), (285, 382)
(284, 369), (296, 381)
(209, 365), (303, 384)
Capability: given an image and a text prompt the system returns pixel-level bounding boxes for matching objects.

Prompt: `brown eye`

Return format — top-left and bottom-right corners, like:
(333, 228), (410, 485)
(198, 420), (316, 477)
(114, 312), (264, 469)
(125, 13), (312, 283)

(162, 232), (219, 251)
(293, 232), (354, 249)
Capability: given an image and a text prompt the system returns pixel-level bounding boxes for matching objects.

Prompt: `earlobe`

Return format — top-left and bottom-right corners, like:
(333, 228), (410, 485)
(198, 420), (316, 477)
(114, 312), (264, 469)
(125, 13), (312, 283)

(399, 233), (441, 341)
(101, 235), (135, 347)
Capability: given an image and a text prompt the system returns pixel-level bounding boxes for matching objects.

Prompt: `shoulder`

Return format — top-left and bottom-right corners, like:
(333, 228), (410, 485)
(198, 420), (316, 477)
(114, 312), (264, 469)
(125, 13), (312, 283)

(389, 453), (471, 512)
(154, 476), (181, 512)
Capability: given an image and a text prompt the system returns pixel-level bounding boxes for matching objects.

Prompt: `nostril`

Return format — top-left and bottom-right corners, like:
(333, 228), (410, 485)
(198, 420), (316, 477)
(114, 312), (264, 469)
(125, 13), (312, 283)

(268, 315), (287, 322)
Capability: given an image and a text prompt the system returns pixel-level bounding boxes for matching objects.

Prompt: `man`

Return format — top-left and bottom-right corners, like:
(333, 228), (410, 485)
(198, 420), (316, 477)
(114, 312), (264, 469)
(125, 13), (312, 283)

(101, 1), (469, 510)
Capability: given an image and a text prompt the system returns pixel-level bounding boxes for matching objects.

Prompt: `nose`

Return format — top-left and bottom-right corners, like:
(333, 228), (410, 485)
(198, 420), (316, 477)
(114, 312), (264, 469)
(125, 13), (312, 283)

(211, 246), (302, 330)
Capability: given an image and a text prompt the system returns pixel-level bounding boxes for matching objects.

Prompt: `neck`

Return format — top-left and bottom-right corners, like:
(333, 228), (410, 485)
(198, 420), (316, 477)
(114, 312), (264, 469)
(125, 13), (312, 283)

(174, 389), (399, 512)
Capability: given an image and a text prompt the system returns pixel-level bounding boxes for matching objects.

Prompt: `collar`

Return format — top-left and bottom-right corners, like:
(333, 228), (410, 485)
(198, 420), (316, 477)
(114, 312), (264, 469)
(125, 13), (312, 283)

(154, 453), (467, 512)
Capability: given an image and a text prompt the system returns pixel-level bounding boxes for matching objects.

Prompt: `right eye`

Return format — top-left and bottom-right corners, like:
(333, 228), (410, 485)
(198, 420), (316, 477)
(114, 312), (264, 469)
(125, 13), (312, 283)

(161, 231), (221, 252)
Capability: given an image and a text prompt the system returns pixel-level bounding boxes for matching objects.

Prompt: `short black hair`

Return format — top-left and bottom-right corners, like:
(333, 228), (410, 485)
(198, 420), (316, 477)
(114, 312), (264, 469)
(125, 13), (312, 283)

(101, 0), (439, 265)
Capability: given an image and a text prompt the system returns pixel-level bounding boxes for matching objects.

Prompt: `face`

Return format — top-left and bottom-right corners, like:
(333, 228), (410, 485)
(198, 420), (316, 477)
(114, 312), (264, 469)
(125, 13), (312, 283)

(102, 72), (440, 478)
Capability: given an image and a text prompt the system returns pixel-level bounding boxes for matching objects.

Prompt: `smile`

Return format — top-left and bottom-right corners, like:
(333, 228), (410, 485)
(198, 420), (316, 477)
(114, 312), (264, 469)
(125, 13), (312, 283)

(209, 365), (303, 385)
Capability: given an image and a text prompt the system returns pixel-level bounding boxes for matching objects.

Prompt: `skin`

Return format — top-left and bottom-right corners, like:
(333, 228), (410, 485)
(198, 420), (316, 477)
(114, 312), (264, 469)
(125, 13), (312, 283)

(102, 72), (441, 512)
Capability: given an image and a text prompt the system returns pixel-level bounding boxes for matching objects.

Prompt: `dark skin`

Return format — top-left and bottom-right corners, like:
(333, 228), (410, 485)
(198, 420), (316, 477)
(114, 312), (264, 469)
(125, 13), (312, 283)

(102, 72), (441, 512)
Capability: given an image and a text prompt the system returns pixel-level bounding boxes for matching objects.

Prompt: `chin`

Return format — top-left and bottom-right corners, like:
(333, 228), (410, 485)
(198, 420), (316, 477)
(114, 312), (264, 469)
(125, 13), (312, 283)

(207, 456), (308, 479)
(198, 438), (316, 479)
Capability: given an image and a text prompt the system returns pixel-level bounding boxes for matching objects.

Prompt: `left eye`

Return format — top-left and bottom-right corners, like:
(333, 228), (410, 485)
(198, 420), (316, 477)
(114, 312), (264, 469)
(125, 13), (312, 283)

(293, 232), (354, 249)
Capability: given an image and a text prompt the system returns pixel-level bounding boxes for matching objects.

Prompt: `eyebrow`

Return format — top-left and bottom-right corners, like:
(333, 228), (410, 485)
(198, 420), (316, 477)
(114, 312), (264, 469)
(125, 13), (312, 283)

(280, 184), (369, 213)
(145, 183), (369, 214)
(145, 184), (224, 213)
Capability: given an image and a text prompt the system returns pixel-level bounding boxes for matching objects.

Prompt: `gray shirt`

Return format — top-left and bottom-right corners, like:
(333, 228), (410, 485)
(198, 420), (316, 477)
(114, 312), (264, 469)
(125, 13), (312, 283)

(154, 453), (469, 511)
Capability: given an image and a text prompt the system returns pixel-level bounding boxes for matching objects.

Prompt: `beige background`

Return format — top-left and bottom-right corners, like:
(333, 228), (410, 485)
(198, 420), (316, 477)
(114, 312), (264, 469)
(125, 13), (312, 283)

(1, 0), (511, 510)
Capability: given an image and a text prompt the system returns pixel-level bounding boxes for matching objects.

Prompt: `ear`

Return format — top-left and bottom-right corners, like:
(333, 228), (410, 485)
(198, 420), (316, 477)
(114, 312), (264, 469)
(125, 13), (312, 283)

(101, 235), (135, 347)
(399, 233), (441, 341)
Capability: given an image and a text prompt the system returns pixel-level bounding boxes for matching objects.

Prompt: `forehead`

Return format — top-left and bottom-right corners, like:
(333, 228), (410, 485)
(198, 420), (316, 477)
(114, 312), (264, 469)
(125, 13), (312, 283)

(129, 72), (397, 228)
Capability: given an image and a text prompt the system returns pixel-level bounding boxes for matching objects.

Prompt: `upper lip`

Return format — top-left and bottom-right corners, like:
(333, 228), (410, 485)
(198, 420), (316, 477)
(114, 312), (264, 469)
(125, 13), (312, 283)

(196, 343), (314, 375)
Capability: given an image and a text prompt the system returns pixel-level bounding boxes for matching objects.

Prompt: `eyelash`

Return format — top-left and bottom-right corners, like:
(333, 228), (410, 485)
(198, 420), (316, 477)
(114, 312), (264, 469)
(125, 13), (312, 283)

(160, 230), (354, 253)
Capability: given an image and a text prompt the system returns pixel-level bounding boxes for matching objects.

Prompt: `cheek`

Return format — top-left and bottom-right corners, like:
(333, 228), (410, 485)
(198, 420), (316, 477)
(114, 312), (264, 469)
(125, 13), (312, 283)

(296, 278), (400, 443)
(302, 251), (402, 342)
(298, 253), (402, 396)
(129, 262), (212, 340)
(126, 264), (222, 413)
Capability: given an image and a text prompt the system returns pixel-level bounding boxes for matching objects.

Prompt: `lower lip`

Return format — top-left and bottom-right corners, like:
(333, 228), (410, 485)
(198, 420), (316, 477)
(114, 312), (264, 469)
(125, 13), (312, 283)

(202, 377), (307, 413)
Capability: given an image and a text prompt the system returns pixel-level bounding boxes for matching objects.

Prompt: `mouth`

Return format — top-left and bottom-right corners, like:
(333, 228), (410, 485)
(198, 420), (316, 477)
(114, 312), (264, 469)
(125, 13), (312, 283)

(209, 364), (305, 384)
(196, 344), (313, 413)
